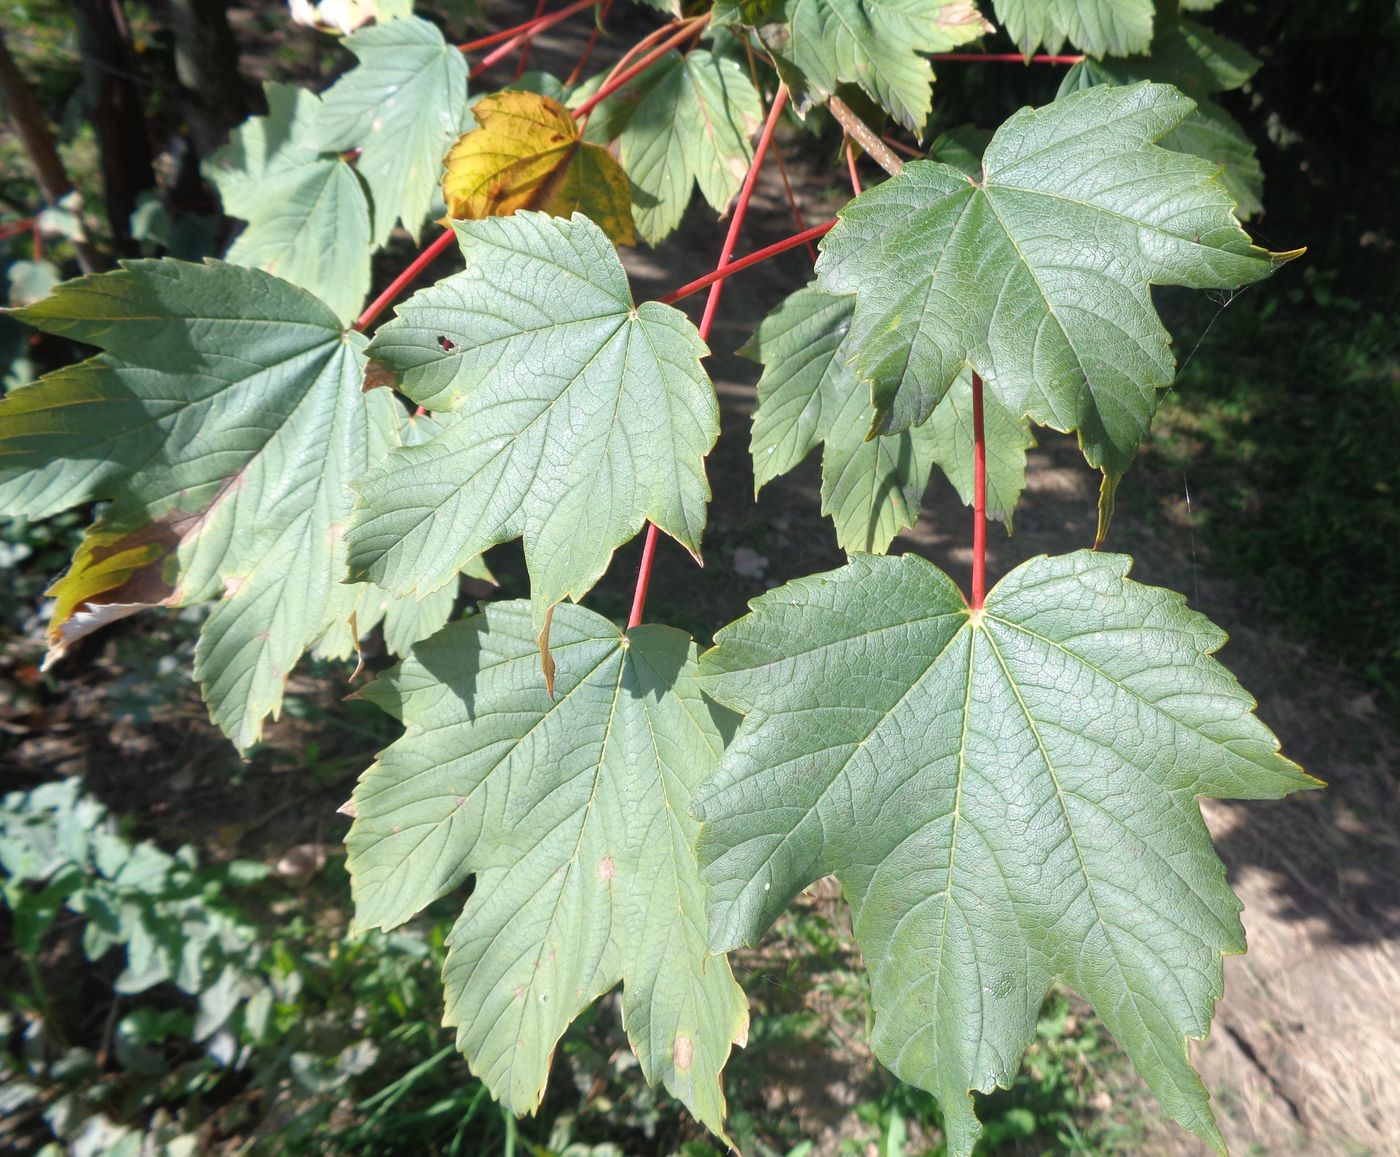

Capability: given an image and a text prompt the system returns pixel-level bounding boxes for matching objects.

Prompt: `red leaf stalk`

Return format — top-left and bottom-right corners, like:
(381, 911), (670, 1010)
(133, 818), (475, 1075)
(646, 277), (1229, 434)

(513, 0), (550, 79)
(658, 221), (833, 305)
(565, 0), (613, 87)
(468, 0), (602, 77)
(628, 84), (790, 629)
(845, 138), (863, 195)
(931, 52), (1084, 63)
(572, 17), (708, 122)
(353, 226), (457, 333)
(971, 371), (987, 610)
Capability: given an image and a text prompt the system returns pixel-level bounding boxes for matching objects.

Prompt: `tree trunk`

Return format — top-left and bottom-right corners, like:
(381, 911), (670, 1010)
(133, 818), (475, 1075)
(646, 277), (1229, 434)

(73, 0), (156, 254)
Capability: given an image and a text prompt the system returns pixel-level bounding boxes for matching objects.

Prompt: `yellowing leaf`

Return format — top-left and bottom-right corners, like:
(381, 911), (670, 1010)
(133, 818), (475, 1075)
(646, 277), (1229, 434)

(441, 91), (635, 245)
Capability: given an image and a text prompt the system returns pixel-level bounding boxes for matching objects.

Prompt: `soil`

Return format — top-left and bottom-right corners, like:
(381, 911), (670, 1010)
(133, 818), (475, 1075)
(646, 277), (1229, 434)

(3, 4), (1397, 1154)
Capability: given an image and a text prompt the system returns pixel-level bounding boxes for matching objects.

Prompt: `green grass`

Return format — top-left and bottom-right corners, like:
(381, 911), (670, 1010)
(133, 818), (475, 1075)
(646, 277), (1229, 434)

(1149, 277), (1400, 704)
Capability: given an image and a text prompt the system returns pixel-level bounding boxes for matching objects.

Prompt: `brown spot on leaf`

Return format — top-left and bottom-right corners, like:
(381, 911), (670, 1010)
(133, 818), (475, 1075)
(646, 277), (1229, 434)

(673, 1034), (693, 1071)
(538, 605), (557, 697)
(362, 357), (399, 393)
(597, 855), (614, 882)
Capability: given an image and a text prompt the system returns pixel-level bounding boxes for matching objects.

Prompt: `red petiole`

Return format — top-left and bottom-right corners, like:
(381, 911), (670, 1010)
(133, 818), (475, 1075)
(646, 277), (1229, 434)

(932, 52), (1084, 63)
(627, 85), (791, 629)
(573, 15), (708, 122)
(970, 371), (987, 610)
(468, 0), (602, 78)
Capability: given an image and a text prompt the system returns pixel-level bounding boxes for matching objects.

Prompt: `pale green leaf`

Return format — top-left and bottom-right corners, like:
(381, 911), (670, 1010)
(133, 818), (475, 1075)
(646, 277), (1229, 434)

(924, 372), (1033, 530)
(694, 549), (1318, 1157)
(815, 83), (1292, 475)
(745, 286), (936, 553)
(347, 212), (718, 633)
(347, 602), (748, 1134)
(206, 83), (372, 324)
(714, 0), (991, 132)
(588, 50), (762, 245)
(0, 260), (402, 751)
(746, 286), (1032, 548)
(313, 16), (472, 245)
(991, 0), (1154, 57)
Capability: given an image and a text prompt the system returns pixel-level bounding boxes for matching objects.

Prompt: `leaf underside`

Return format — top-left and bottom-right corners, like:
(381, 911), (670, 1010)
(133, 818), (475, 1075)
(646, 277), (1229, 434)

(347, 602), (748, 1136)
(745, 284), (1032, 552)
(584, 49), (762, 246)
(992, 0), (1155, 58)
(205, 82), (373, 325)
(0, 261), (442, 751)
(694, 549), (1318, 1156)
(714, 0), (990, 133)
(313, 15), (472, 245)
(347, 212), (718, 635)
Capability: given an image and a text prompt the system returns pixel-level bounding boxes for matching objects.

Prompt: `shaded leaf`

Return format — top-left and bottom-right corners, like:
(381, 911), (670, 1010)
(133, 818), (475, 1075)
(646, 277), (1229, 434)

(745, 286), (936, 552)
(442, 91), (634, 246)
(746, 286), (1033, 548)
(313, 16), (472, 245)
(714, 0), (991, 132)
(348, 602), (747, 1134)
(924, 372), (1033, 530)
(206, 82), (372, 324)
(584, 50), (762, 245)
(815, 83), (1293, 479)
(0, 261), (402, 750)
(694, 549), (1318, 1157)
(991, 0), (1154, 57)
(346, 212), (717, 635)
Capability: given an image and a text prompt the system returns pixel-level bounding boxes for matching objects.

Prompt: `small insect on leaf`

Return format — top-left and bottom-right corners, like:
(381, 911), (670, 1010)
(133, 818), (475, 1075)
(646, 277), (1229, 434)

(437, 335), (456, 351)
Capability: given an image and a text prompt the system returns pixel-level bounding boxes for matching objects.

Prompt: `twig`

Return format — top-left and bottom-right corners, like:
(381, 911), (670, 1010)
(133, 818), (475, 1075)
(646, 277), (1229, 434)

(826, 95), (903, 177)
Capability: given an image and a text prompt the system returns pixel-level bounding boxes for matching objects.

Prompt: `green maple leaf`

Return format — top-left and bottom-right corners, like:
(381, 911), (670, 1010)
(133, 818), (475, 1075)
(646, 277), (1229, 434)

(693, 549), (1319, 1156)
(346, 212), (718, 639)
(714, 0), (991, 132)
(584, 49), (763, 245)
(815, 82), (1295, 480)
(347, 602), (748, 1134)
(1059, 18), (1264, 218)
(205, 83), (373, 324)
(992, 0), (1154, 57)
(0, 260), (405, 751)
(313, 15), (472, 245)
(746, 286), (1031, 552)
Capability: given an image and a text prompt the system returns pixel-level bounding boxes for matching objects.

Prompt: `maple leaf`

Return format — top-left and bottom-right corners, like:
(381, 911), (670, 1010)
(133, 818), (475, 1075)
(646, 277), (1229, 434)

(347, 602), (748, 1135)
(441, 90), (634, 246)
(815, 82), (1296, 481)
(714, 0), (991, 132)
(313, 15), (472, 245)
(694, 549), (1319, 1156)
(992, 0), (1154, 58)
(205, 82), (373, 324)
(0, 260), (405, 751)
(1058, 16), (1264, 217)
(346, 212), (717, 642)
(582, 49), (762, 245)
(745, 285), (1032, 551)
